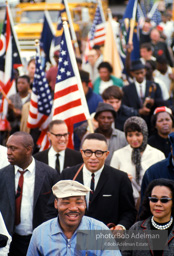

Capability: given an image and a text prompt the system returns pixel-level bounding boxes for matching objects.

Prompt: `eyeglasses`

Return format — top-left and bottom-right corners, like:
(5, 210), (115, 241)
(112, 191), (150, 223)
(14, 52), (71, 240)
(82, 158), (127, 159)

(148, 197), (172, 204)
(82, 149), (108, 158)
(50, 132), (70, 139)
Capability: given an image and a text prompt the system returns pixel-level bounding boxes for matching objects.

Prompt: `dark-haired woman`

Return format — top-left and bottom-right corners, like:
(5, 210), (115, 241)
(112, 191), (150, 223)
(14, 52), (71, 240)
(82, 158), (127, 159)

(148, 106), (174, 158)
(110, 116), (165, 205)
(122, 179), (174, 255)
(93, 61), (123, 95)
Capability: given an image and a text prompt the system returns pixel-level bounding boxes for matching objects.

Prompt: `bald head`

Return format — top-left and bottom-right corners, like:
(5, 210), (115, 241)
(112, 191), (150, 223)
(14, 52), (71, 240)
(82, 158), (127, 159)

(7, 132), (34, 169)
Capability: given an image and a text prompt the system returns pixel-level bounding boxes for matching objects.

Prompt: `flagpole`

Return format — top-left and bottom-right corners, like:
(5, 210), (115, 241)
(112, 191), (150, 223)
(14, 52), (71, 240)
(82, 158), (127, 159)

(6, 2), (24, 67)
(98, 0), (106, 22)
(128, 0), (138, 44)
(62, 19), (93, 133)
(63, 0), (81, 57)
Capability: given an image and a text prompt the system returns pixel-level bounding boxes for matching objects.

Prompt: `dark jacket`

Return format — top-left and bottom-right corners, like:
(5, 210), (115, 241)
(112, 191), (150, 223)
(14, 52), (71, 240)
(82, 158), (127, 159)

(60, 164), (137, 229)
(0, 160), (59, 235)
(34, 148), (83, 169)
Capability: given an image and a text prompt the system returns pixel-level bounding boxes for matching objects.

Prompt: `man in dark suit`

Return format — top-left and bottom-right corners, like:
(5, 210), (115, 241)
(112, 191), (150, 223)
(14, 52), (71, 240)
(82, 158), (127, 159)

(0, 132), (59, 256)
(122, 59), (163, 129)
(34, 120), (83, 173)
(60, 133), (136, 230)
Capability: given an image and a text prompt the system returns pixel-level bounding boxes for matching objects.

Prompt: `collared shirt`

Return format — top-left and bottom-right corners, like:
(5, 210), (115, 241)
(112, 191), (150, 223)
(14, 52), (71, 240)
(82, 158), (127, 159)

(27, 216), (121, 256)
(0, 212), (11, 256)
(48, 147), (65, 173)
(14, 158), (35, 236)
(83, 165), (104, 208)
(135, 78), (146, 100)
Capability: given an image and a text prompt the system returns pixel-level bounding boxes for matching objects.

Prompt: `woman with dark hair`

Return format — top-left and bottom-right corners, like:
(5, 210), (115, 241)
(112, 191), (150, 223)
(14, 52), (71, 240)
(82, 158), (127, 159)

(122, 179), (174, 255)
(110, 116), (165, 206)
(148, 106), (174, 157)
(93, 61), (123, 94)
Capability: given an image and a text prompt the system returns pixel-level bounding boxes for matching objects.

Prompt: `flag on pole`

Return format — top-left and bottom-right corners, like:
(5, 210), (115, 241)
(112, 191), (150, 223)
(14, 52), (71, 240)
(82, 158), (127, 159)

(0, 3), (22, 129)
(27, 47), (53, 151)
(123, 0), (140, 61)
(88, 2), (106, 49)
(103, 18), (123, 78)
(40, 11), (55, 64)
(53, 21), (90, 148)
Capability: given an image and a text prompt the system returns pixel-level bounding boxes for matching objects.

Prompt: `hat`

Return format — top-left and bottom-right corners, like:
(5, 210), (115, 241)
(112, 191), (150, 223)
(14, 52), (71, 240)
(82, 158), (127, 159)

(94, 102), (116, 120)
(79, 70), (90, 83)
(130, 60), (145, 71)
(52, 180), (90, 198)
(153, 106), (172, 115)
(169, 133), (174, 153)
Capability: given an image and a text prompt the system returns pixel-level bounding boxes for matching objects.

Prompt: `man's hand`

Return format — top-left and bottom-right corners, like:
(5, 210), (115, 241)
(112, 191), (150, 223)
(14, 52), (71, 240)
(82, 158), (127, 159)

(139, 106), (151, 116)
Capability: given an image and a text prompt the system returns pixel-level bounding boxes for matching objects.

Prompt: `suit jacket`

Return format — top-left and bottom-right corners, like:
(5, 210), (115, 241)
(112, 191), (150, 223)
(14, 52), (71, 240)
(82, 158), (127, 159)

(60, 164), (137, 229)
(122, 80), (162, 111)
(0, 160), (59, 236)
(34, 148), (83, 169)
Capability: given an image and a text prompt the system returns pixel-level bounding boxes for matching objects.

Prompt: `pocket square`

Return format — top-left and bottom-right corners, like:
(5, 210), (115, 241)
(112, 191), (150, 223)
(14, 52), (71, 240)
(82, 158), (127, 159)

(102, 194), (112, 197)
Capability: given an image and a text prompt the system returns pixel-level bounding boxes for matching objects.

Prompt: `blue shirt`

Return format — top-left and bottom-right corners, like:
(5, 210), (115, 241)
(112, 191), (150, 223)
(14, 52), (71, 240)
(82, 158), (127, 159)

(27, 216), (121, 256)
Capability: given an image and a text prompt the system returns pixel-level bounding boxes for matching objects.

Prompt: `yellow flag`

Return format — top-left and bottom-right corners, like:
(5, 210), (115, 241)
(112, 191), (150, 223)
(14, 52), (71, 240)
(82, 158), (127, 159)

(103, 19), (122, 78)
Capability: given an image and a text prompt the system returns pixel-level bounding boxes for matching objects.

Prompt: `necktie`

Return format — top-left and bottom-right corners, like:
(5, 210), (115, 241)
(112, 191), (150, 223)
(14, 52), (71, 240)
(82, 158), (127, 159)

(55, 153), (60, 174)
(89, 173), (95, 204)
(15, 170), (28, 225)
(139, 84), (144, 106)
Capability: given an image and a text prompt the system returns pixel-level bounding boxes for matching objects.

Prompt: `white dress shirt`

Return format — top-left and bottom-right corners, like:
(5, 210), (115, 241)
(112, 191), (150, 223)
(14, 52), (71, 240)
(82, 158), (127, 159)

(135, 79), (146, 100)
(0, 146), (9, 169)
(48, 147), (65, 173)
(0, 212), (11, 256)
(14, 158), (35, 236)
(83, 165), (104, 208)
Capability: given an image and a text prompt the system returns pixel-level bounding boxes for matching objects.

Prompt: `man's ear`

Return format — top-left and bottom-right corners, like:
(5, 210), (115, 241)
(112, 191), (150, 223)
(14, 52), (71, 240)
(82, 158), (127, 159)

(54, 199), (58, 210)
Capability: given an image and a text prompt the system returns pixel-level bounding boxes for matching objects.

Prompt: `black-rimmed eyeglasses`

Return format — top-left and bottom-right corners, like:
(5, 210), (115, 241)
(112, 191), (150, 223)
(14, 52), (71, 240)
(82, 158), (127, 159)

(82, 149), (108, 158)
(148, 197), (172, 204)
(50, 132), (70, 139)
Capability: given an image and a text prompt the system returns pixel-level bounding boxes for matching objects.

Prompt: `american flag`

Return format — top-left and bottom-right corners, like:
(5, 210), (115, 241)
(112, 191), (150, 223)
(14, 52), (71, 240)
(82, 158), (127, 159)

(88, 3), (106, 49)
(53, 22), (90, 148)
(0, 4), (22, 125)
(27, 48), (53, 150)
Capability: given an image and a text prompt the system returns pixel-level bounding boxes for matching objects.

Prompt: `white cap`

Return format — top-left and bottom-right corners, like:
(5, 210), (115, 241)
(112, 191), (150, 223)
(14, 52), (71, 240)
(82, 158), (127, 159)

(52, 180), (90, 198)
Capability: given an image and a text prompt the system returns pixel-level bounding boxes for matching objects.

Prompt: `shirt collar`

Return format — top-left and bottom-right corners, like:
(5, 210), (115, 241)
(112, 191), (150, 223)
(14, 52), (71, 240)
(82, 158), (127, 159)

(50, 146), (65, 157)
(83, 164), (104, 178)
(14, 157), (35, 174)
(50, 216), (90, 237)
(135, 78), (146, 87)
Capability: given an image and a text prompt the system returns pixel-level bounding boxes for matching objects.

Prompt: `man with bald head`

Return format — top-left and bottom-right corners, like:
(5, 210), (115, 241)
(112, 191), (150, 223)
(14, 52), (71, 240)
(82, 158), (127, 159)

(0, 132), (59, 256)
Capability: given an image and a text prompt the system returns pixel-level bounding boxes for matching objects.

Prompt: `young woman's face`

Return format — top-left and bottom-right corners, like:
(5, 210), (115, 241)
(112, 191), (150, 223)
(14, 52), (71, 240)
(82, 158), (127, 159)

(150, 186), (173, 223)
(126, 131), (144, 148)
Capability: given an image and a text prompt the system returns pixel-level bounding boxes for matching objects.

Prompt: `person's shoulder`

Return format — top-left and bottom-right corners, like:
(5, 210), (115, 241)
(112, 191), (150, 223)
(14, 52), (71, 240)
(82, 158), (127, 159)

(82, 216), (109, 230)
(65, 148), (81, 156)
(33, 217), (57, 233)
(112, 145), (130, 155)
(104, 164), (129, 178)
(35, 159), (56, 172)
(34, 148), (49, 158)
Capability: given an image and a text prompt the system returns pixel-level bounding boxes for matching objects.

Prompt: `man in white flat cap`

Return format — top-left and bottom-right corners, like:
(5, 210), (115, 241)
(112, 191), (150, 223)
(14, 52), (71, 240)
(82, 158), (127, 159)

(27, 180), (121, 256)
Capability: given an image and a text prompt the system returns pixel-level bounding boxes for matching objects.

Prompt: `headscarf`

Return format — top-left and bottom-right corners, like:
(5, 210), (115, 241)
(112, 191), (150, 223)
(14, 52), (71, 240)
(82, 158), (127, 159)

(124, 117), (148, 185)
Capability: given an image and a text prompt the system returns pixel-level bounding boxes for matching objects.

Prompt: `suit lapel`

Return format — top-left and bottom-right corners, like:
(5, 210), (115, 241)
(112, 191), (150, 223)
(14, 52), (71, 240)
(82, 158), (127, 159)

(64, 149), (68, 169)
(6, 166), (15, 215)
(132, 83), (141, 108)
(90, 166), (108, 204)
(33, 161), (46, 209)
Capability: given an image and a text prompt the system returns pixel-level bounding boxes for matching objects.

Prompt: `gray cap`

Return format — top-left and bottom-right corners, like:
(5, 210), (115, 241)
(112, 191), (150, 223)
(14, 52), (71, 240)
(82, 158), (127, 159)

(94, 102), (116, 120)
(52, 180), (90, 198)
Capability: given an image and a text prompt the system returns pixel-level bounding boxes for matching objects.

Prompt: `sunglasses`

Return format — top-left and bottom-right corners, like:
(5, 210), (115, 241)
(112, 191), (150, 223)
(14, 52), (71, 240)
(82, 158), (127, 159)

(148, 197), (172, 204)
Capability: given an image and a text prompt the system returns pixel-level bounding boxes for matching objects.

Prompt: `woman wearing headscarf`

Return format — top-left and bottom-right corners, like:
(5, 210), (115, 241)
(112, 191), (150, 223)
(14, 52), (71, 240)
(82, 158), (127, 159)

(110, 116), (165, 206)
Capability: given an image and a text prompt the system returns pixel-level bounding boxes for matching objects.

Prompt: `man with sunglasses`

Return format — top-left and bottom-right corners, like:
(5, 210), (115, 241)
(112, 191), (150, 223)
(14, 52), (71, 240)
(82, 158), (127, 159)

(60, 133), (136, 230)
(34, 120), (83, 174)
